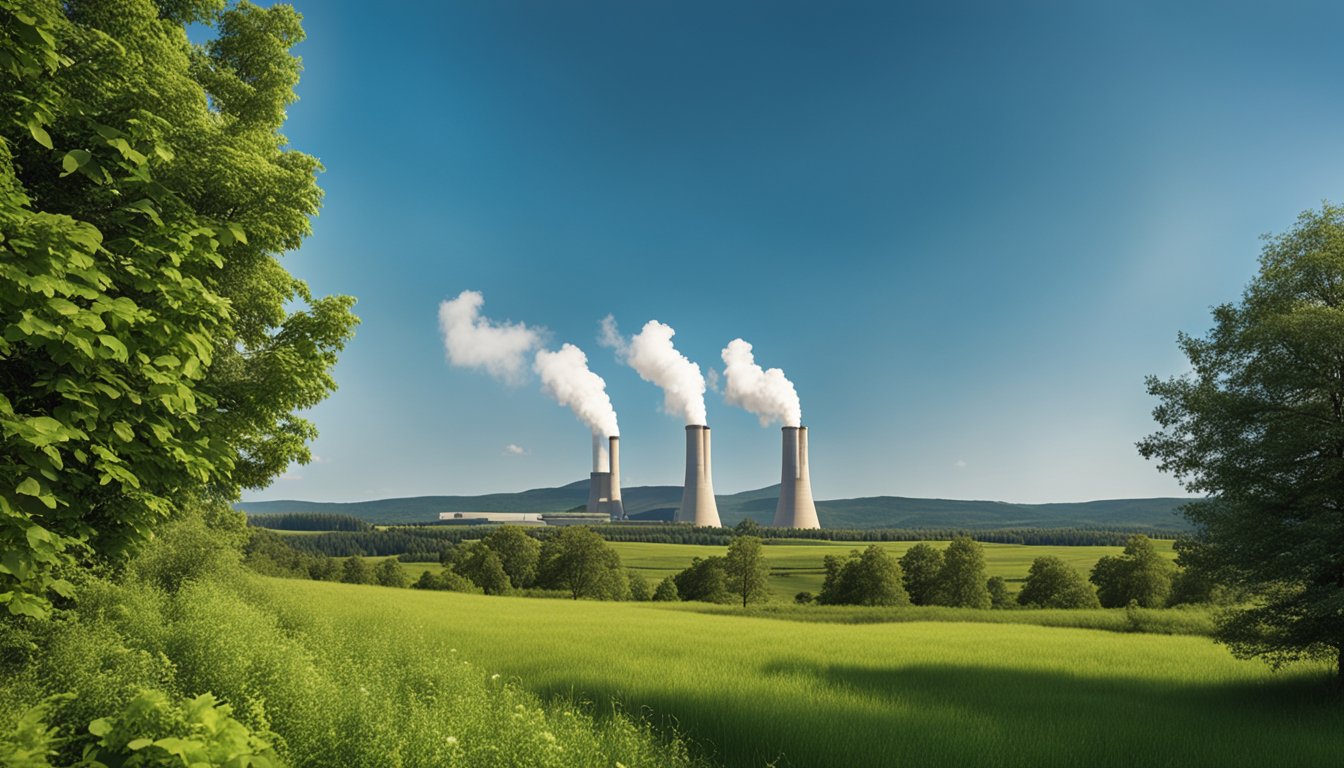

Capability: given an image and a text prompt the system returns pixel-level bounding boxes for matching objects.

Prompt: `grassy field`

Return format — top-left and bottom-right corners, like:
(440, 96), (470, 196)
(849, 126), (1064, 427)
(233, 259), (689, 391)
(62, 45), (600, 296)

(257, 579), (1339, 768)
(367, 539), (1178, 601)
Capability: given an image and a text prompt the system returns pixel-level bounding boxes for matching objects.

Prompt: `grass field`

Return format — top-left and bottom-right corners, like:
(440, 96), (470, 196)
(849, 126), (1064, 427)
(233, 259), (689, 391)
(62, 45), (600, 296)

(256, 579), (1340, 767)
(374, 539), (1179, 601)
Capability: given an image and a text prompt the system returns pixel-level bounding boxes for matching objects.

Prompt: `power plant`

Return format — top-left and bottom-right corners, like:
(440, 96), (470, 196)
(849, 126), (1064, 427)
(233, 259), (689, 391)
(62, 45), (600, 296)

(677, 425), (721, 527)
(773, 426), (820, 529)
(586, 434), (625, 520)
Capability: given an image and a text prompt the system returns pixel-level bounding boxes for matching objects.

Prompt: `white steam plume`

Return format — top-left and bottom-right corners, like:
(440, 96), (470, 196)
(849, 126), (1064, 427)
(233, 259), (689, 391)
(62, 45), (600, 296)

(438, 290), (542, 384)
(600, 316), (708, 426)
(534, 343), (620, 438)
(720, 338), (802, 427)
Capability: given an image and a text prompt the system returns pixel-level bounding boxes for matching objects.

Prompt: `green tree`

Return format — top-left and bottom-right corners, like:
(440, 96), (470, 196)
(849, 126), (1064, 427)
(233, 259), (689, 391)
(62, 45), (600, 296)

(935, 536), (991, 609)
(673, 556), (731, 603)
(723, 535), (770, 607)
(480, 525), (541, 589)
(627, 570), (651, 601)
(0, 0), (357, 617)
(899, 543), (944, 606)
(537, 526), (626, 600)
(1140, 204), (1344, 681)
(1088, 535), (1174, 608)
(652, 575), (680, 602)
(453, 543), (511, 595)
(340, 556), (372, 585)
(986, 576), (1012, 609)
(818, 546), (909, 606)
(1017, 556), (1100, 609)
(372, 558), (407, 588)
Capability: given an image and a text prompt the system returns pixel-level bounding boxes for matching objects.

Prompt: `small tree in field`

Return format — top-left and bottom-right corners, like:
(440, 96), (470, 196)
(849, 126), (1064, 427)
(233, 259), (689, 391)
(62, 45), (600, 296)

(537, 526), (625, 600)
(818, 546), (909, 606)
(1018, 556), (1100, 609)
(652, 576), (680, 602)
(1089, 535), (1174, 608)
(1141, 204), (1344, 683)
(986, 576), (1012, 609)
(454, 544), (511, 595)
(341, 557), (372, 585)
(480, 526), (541, 589)
(627, 570), (652, 601)
(900, 543), (944, 606)
(373, 558), (407, 588)
(723, 536), (770, 607)
(935, 536), (991, 609)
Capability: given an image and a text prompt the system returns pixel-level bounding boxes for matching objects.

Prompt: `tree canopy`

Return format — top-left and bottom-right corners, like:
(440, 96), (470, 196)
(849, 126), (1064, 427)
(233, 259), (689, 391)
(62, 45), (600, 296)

(723, 535), (770, 607)
(935, 536), (991, 609)
(899, 543), (944, 606)
(1140, 203), (1344, 680)
(819, 545), (909, 606)
(1089, 535), (1175, 609)
(0, 0), (357, 618)
(1018, 556), (1100, 609)
(537, 526), (627, 600)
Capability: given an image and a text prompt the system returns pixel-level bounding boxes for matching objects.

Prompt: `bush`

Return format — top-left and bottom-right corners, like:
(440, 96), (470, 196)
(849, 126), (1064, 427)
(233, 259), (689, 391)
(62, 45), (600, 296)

(372, 558), (408, 588)
(673, 557), (731, 603)
(986, 576), (1012, 609)
(794, 591), (815, 605)
(340, 556), (374, 585)
(413, 570), (480, 593)
(652, 576), (680, 602)
(628, 571), (652, 601)
(1017, 556), (1100, 609)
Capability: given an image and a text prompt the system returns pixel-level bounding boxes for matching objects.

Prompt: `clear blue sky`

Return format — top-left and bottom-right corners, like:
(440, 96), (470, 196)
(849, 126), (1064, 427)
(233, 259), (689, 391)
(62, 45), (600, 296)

(241, 0), (1344, 504)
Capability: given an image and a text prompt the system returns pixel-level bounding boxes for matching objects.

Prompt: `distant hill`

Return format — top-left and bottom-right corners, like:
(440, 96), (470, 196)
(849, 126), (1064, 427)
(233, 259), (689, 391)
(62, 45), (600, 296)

(236, 480), (1195, 531)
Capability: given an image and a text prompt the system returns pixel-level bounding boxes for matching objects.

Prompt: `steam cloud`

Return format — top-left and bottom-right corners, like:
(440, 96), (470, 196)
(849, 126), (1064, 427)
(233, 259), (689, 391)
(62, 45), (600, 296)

(438, 290), (542, 384)
(534, 343), (620, 438)
(600, 316), (708, 426)
(720, 338), (802, 427)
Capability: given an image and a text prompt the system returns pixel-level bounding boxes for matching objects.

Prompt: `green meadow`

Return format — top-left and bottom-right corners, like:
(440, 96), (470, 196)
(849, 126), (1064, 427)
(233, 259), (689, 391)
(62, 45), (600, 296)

(258, 579), (1340, 768)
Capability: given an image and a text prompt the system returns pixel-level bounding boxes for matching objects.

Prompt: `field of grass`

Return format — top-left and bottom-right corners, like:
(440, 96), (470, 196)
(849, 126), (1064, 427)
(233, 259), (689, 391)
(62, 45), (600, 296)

(257, 579), (1339, 768)
(361, 539), (1178, 601)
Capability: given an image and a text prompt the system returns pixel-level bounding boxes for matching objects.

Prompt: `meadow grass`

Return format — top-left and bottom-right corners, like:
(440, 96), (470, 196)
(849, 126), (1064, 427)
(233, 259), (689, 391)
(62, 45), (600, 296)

(259, 579), (1340, 768)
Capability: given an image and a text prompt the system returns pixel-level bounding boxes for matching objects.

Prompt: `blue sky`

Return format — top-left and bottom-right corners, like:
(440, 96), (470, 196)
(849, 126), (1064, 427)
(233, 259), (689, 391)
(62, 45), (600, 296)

(242, 0), (1344, 504)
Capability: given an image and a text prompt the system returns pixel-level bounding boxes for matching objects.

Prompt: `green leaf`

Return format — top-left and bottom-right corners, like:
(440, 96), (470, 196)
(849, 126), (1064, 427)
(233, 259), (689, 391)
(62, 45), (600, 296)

(89, 718), (111, 737)
(16, 477), (41, 497)
(28, 122), (52, 149)
(61, 149), (91, 176)
(112, 421), (134, 442)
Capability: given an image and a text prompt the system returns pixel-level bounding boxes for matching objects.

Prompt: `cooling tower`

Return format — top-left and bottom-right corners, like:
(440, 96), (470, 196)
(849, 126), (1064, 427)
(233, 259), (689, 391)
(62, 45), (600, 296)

(773, 426), (820, 529)
(677, 425), (721, 527)
(587, 435), (624, 520)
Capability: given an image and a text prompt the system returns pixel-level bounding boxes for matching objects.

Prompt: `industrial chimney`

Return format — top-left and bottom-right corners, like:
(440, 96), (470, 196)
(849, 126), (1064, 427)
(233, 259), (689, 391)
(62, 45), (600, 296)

(586, 435), (625, 521)
(677, 425), (721, 526)
(773, 426), (820, 529)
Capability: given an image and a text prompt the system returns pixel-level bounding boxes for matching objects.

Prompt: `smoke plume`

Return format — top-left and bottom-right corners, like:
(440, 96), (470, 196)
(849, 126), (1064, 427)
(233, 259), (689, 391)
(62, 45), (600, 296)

(438, 290), (542, 384)
(720, 338), (802, 427)
(534, 343), (620, 438)
(600, 316), (708, 426)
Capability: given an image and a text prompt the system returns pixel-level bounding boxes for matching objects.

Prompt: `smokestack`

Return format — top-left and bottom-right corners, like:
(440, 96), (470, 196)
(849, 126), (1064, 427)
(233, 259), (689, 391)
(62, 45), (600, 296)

(607, 435), (625, 521)
(587, 434), (608, 515)
(677, 425), (721, 527)
(773, 426), (819, 529)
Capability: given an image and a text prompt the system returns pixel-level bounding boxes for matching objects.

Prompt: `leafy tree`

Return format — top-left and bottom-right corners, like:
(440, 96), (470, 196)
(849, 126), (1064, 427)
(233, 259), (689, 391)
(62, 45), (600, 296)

(732, 518), (763, 536)
(723, 535), (770, 607)
(794, 591), (815, 605)
(673, 556), (731, 603)
(1017, 556), (1100, 609)
(899, 543), (944, 606)
(1140, 203), (1344, 681)
(340, 556), (372, 585)
(0, 0), (357, 617)
(412, 569), (477, 593)
(453, 543), (511, 595)
(372, 557), (407, 588)
(935, 536), (991, 609)
(986, 576), (1012, 609)
(818, 547), (909, 606)
(627, 570), (651, 601)
(1167, 566), (1217, 607)
(652, 575), (680, 602)
(480, 525), (541, 589)
(537, 526), (626, 600)
(1089, 535), (1174, 608)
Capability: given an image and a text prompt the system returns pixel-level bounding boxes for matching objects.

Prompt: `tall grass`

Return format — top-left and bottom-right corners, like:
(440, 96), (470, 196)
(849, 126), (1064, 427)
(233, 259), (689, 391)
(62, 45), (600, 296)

(261, 580), (1342, 768)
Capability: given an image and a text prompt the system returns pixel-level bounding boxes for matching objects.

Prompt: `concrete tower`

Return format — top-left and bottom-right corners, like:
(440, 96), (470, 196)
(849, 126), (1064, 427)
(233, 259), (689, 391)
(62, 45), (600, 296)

(677, 425), (721, 527)
(587, 435), (625, 520)
(773, 426), (820, 529)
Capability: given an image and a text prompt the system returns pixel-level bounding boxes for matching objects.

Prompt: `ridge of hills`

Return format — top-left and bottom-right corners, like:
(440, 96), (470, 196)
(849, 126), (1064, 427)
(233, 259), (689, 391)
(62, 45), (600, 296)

(236, 480), (1194, 531)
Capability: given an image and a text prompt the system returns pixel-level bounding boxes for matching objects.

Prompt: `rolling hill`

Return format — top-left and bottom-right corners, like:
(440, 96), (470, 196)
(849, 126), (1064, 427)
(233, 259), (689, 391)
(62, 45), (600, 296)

(236, 480), (1195, 531)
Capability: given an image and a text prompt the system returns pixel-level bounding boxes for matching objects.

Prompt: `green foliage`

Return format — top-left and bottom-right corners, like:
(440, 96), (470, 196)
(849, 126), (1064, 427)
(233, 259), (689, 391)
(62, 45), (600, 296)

(1089, 535), (1175, 608)
(651, 575), (680, 602)
(818, 545), (910, 606)
(339, 556), (372, 586)
(536, 526), (627, 600)
(934, 536), (991, 609)
(985, 576), (1011, 609)
(245, 513), (370, 532)
(1141, 203), (1344, 678)
(0, 0), (357, 617)
(241, 529), (338, 581)
(84, 689), (280, 768)
(794, 591), (814, 605)
(371, 557), (406, 589)
(672, 557), (731, 604)
(899, 543), (944, 606)
(412, 568), (478, 594)
(452, 544), (511, 595)
(627, 570), (651, 601)
(0, 694), (66, 768)
(1018, 556), (1101, 609)
(480, 525), (541, 589)
(722, 535), (770, 608)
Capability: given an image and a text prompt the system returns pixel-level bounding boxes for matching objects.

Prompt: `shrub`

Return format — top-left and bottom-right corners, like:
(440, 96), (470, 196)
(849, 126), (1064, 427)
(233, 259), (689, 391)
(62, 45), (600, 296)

(794, 591), (815, 605)
(986, 576), (1012, 609)
(372, 558), (408, 588)
(1018, 556), (1100, 609)
(340, 556), (374, 585)
(628, 571), (652, 601)
(673, 557), (731, 603)
(652, 576), (681, 602)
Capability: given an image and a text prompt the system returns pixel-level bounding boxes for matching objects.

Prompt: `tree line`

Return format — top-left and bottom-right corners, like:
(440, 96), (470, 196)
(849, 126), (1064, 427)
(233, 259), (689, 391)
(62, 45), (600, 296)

(246, 512), (372, 532)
